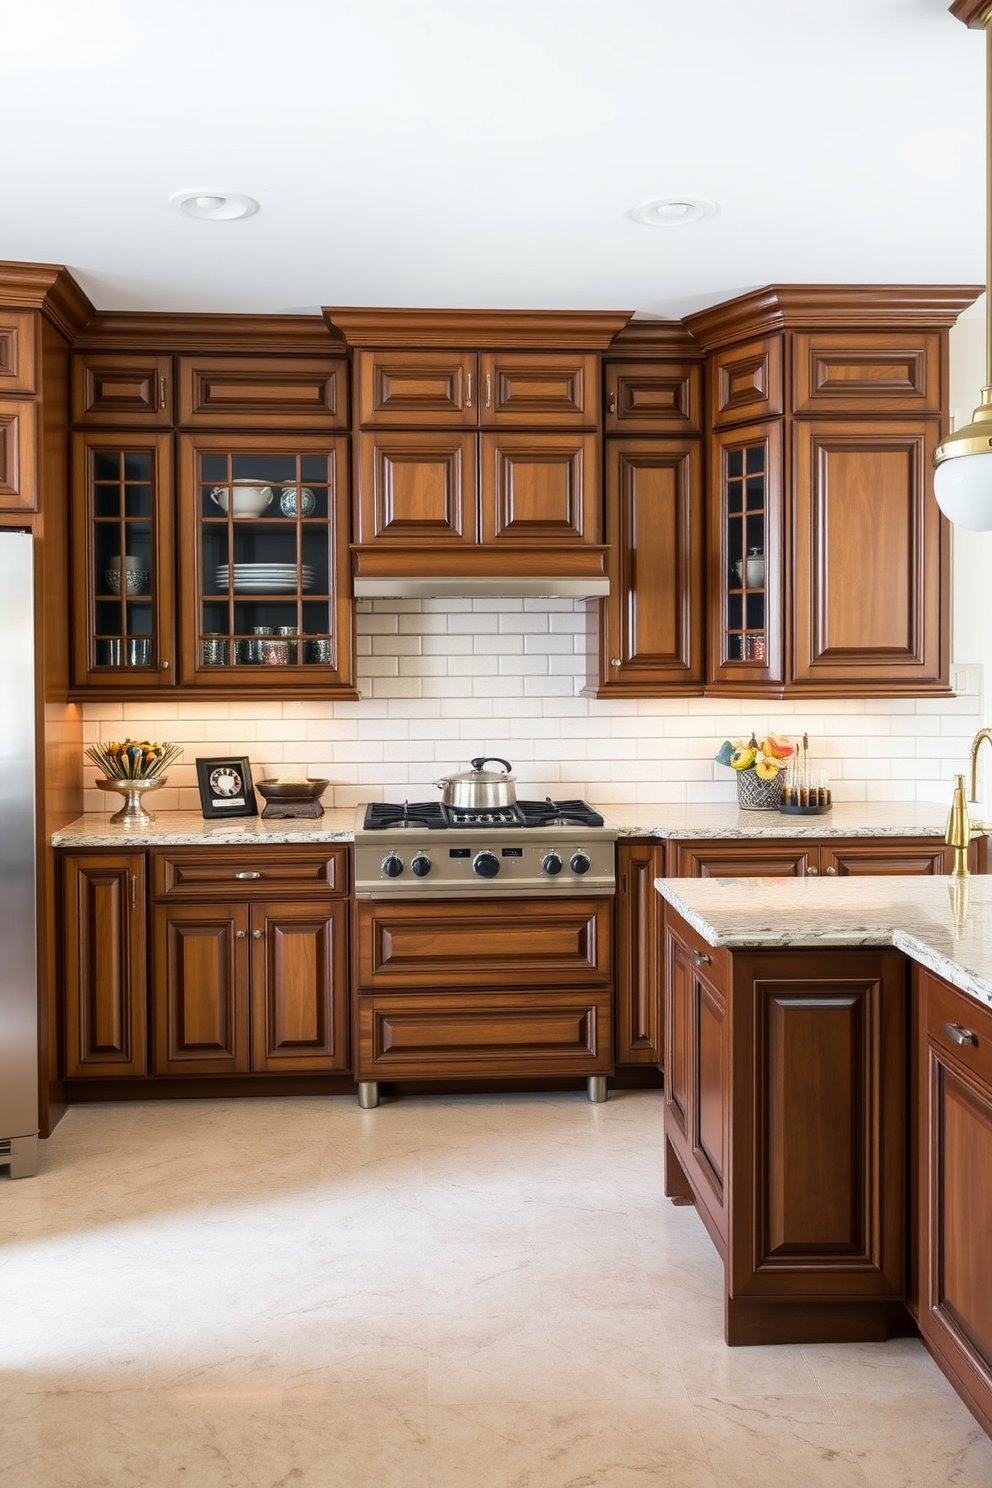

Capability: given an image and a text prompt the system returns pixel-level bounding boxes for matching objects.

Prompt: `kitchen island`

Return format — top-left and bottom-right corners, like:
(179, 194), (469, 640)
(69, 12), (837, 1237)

(655, 871), (992, 1440)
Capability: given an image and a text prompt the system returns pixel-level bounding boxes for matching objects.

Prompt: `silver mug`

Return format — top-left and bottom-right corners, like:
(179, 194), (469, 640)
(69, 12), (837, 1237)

(305, 638), (331, 664)
(126, 639), (152, 667)
(202, 636), (228, 666)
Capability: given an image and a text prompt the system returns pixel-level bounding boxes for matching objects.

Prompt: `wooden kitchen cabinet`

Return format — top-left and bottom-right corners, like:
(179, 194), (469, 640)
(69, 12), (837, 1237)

(0, 397), (36, 513)
(481, 431), (598, 544)
(355, 348), (597, 429)
(615, 841), (665, 1064)
(356, 430), (478, 545)
(587, 437), (704, 695)
(178, 355), (348, 429)
(61, 853), (147, 1078)
(603, 359), (701, 435)
(665, 900), (909, 1344)
(72, 353), (172, 427)
(353, 896), (613, 1083)
(708, 334), (784, 430)
(150, 846), (349, 1077)
(0, 311), (37, 394)
(919, 968), (992, 1437)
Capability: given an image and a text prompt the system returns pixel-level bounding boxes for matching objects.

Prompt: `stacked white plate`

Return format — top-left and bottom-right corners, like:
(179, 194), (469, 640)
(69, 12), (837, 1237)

(215, 563), (316, 593)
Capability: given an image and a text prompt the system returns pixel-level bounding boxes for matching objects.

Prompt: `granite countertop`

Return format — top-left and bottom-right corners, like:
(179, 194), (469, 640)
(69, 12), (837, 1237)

(655, 873), (992, 1012)
(52, 799), (960, 847)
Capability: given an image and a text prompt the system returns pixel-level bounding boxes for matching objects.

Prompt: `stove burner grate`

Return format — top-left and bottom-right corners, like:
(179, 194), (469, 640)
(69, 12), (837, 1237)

(362, 798), (605, 831)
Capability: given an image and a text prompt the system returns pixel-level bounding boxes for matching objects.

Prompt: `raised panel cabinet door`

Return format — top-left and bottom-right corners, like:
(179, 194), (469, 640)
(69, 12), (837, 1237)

(592, 439), (703, 694)
(178, 357), (348, 429)
(62, 853), (147, 1078)
(70, 431), (176, 691)
(356, 990), (612, 1080)
(670, 841), (814, 878)
(0, 398), (36, 513)
(791, 332), (940, 415)
(72, 354), (172, 427)
(481, 433), (599, 544)
(709, 335), (784, 429)
(615, 842), (665, 1064)
(604, 360), (702, 434)
(791, 419), (947, 692)
(820, 840), (952, 876)
(356, 431), (478, 545)
(0, 311), (37, 393)
(355, 898), (612, 990)
(664, 926), (693, 1141)
(921, 973), (992, 1434)
(479, 352), (598, 428)
(151, 903), (250, 1074)
(707, 420), (784, 691)
(730, 948), (907, 1304)
(356, 350), (478, 427)
(250, 901), (348, 1072)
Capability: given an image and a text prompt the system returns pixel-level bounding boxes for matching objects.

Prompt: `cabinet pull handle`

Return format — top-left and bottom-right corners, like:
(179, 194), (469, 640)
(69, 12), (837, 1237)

(825, 866), (837, 876)
(690, 950), (711, 966)
(807, 866), (819, 876)
(236, 930), (246, 940)
(945, 1022), (979, 1048)
(607, 390), (617, 414)
(465, 373), (472, 409)
(159, 374), (166, 410)
(160, 660), (170, 670)
(485, 373), (492, 408)
(235, 871), (261, 879)
(131, 873), (137, 910)
(253, 928), (263, 940)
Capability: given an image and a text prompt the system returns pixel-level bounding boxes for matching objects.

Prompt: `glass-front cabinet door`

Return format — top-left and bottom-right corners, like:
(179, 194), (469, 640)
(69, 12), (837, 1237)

(708, 419), (783, 690)
(71, 432), (174, 691)
(178, 435), (354, 694)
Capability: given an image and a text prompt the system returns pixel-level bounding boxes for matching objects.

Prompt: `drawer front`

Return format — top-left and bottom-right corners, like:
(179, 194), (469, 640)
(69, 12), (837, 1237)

(178, 356), (348, 428)
(926, 973), (992, 1091)
(668, 840), (813, 878)
(72, 354), (172, 426)
(151, 846), (348, 900)
(355, 898), (612, 990)
(479, 352), (598, 428)
(791, 332), (940, 414)
(356, 990), (612, 1079)
(357, 350), (477, 427)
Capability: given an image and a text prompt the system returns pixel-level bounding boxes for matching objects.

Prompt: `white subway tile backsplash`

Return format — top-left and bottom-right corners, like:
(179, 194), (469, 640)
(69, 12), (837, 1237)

(79, 599), (985, 808)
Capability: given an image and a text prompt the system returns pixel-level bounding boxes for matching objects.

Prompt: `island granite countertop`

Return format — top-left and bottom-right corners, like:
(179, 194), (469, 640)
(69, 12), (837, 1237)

(655, 873), (992, 1013)
(52, 799), (961, 847)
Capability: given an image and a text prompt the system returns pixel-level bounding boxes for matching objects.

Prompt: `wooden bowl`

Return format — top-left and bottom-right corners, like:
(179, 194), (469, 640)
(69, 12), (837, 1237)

(255, 778), (329, 802)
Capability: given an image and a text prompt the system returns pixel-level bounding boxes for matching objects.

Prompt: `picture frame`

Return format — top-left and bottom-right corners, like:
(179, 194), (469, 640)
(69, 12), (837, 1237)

(195, 755), (258, 819)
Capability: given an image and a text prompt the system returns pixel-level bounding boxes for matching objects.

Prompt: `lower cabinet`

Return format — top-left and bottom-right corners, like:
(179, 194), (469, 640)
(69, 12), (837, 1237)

(616, 841), (665, 1064)
(61, 852), (147, 1077)
(151, 899), (348, 1075)
(665, 901), (909, 1345)
(353, 897), (613, 1082)
(919, 968), (992, 1436)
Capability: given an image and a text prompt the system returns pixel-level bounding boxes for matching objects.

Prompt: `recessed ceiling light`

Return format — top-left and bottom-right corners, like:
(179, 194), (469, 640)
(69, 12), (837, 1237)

(629, 196), (718, 228)
(169, 190), (259, 221)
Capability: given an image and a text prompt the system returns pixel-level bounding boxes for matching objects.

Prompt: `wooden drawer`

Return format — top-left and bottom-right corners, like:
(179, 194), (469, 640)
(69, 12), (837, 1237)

(355, 897), (612, 990)
(791, 332), (940, 414)
(604, 360), (701, 433)
(151, 846), (348, 900)
(926, 974), (992, 1091)
(178, 356), (348, 429)
(356, 990), (612, 1079)
(667, 840), (814, 878)
(72, 354), (172, 426)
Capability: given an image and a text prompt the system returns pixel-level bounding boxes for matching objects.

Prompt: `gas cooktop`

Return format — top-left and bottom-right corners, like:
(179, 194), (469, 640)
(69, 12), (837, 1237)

(361, 799), (605, 831)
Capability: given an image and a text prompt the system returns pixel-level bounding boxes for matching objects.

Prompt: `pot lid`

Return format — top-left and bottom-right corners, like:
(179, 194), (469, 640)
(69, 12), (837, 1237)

(440, 755), (515, 784)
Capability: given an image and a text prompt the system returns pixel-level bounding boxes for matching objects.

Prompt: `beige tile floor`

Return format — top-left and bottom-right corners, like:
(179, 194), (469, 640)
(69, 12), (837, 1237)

(2, 1089), (992, 1487)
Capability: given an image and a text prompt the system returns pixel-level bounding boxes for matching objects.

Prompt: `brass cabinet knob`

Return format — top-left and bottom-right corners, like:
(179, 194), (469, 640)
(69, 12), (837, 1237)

(253, 928), (263, 940)
(236, 930), (246, 939)
(807, 866), (819, 876)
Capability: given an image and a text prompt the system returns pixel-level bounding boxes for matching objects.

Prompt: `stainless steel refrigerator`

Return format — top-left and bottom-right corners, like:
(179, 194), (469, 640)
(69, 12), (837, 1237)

(0, 530), (38, 1177)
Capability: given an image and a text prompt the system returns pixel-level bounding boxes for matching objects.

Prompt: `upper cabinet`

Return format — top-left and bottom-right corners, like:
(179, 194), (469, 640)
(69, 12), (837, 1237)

(72, 354), (173, 426)
(0, 310), (39, 513)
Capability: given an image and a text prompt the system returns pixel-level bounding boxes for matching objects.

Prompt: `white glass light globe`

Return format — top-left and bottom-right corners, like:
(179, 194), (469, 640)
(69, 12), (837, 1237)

(934, 452), (992, 531)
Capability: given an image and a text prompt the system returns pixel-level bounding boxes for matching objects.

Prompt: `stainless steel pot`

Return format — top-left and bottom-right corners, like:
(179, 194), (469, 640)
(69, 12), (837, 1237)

(435, 756), (516, 810)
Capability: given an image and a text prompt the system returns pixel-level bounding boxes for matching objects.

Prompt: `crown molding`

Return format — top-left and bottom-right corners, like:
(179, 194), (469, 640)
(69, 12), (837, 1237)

(948, 1), (992, 29)
(0, 262), (94, 342)
(684, 284), (985, 349)
(76, 311), (344, 354)
(605, 319), (703, 359)
(324, 307), (633, 350)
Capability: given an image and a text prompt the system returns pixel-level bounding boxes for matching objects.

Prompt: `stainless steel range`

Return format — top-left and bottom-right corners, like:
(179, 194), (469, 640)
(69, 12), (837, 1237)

(354, 799), (617, 899)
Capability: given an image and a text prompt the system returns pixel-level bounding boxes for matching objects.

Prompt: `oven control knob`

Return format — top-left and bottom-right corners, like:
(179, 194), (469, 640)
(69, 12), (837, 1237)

(381, 854), (404, 878)
(473, 850), (500, 879)
(570, 851), (591, 875)
(410, 854), (432, 877)
(542, 852), (563, 875)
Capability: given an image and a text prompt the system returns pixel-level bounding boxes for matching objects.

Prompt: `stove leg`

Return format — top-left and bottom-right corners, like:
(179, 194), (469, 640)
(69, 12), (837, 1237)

(357, 1081), (380, 1109)
(587, 1076), (607, 1104)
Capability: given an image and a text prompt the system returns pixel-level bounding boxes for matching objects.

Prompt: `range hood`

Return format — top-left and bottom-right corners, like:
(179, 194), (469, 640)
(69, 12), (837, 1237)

(351, 548), (611, 600)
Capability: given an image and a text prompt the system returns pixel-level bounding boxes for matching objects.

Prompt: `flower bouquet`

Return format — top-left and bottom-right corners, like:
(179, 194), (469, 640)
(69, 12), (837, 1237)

(715, 732), (794, 809)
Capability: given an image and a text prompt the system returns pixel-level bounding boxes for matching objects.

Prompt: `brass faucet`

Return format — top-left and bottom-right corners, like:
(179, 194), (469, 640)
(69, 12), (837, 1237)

(968, 728), (992, 826)
(946, 773), (971, 877)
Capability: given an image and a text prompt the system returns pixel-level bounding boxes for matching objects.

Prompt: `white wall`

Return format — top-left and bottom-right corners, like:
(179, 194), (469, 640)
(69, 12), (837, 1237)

(81, 324), (992, 814)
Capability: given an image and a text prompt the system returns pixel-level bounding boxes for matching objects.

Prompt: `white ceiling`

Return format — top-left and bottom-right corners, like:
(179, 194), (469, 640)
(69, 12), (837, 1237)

(4, 0), (987, 318)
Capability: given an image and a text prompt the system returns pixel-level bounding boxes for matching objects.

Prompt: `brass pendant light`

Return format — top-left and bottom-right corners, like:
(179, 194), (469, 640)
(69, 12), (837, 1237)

(935, 4), (992, 526)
